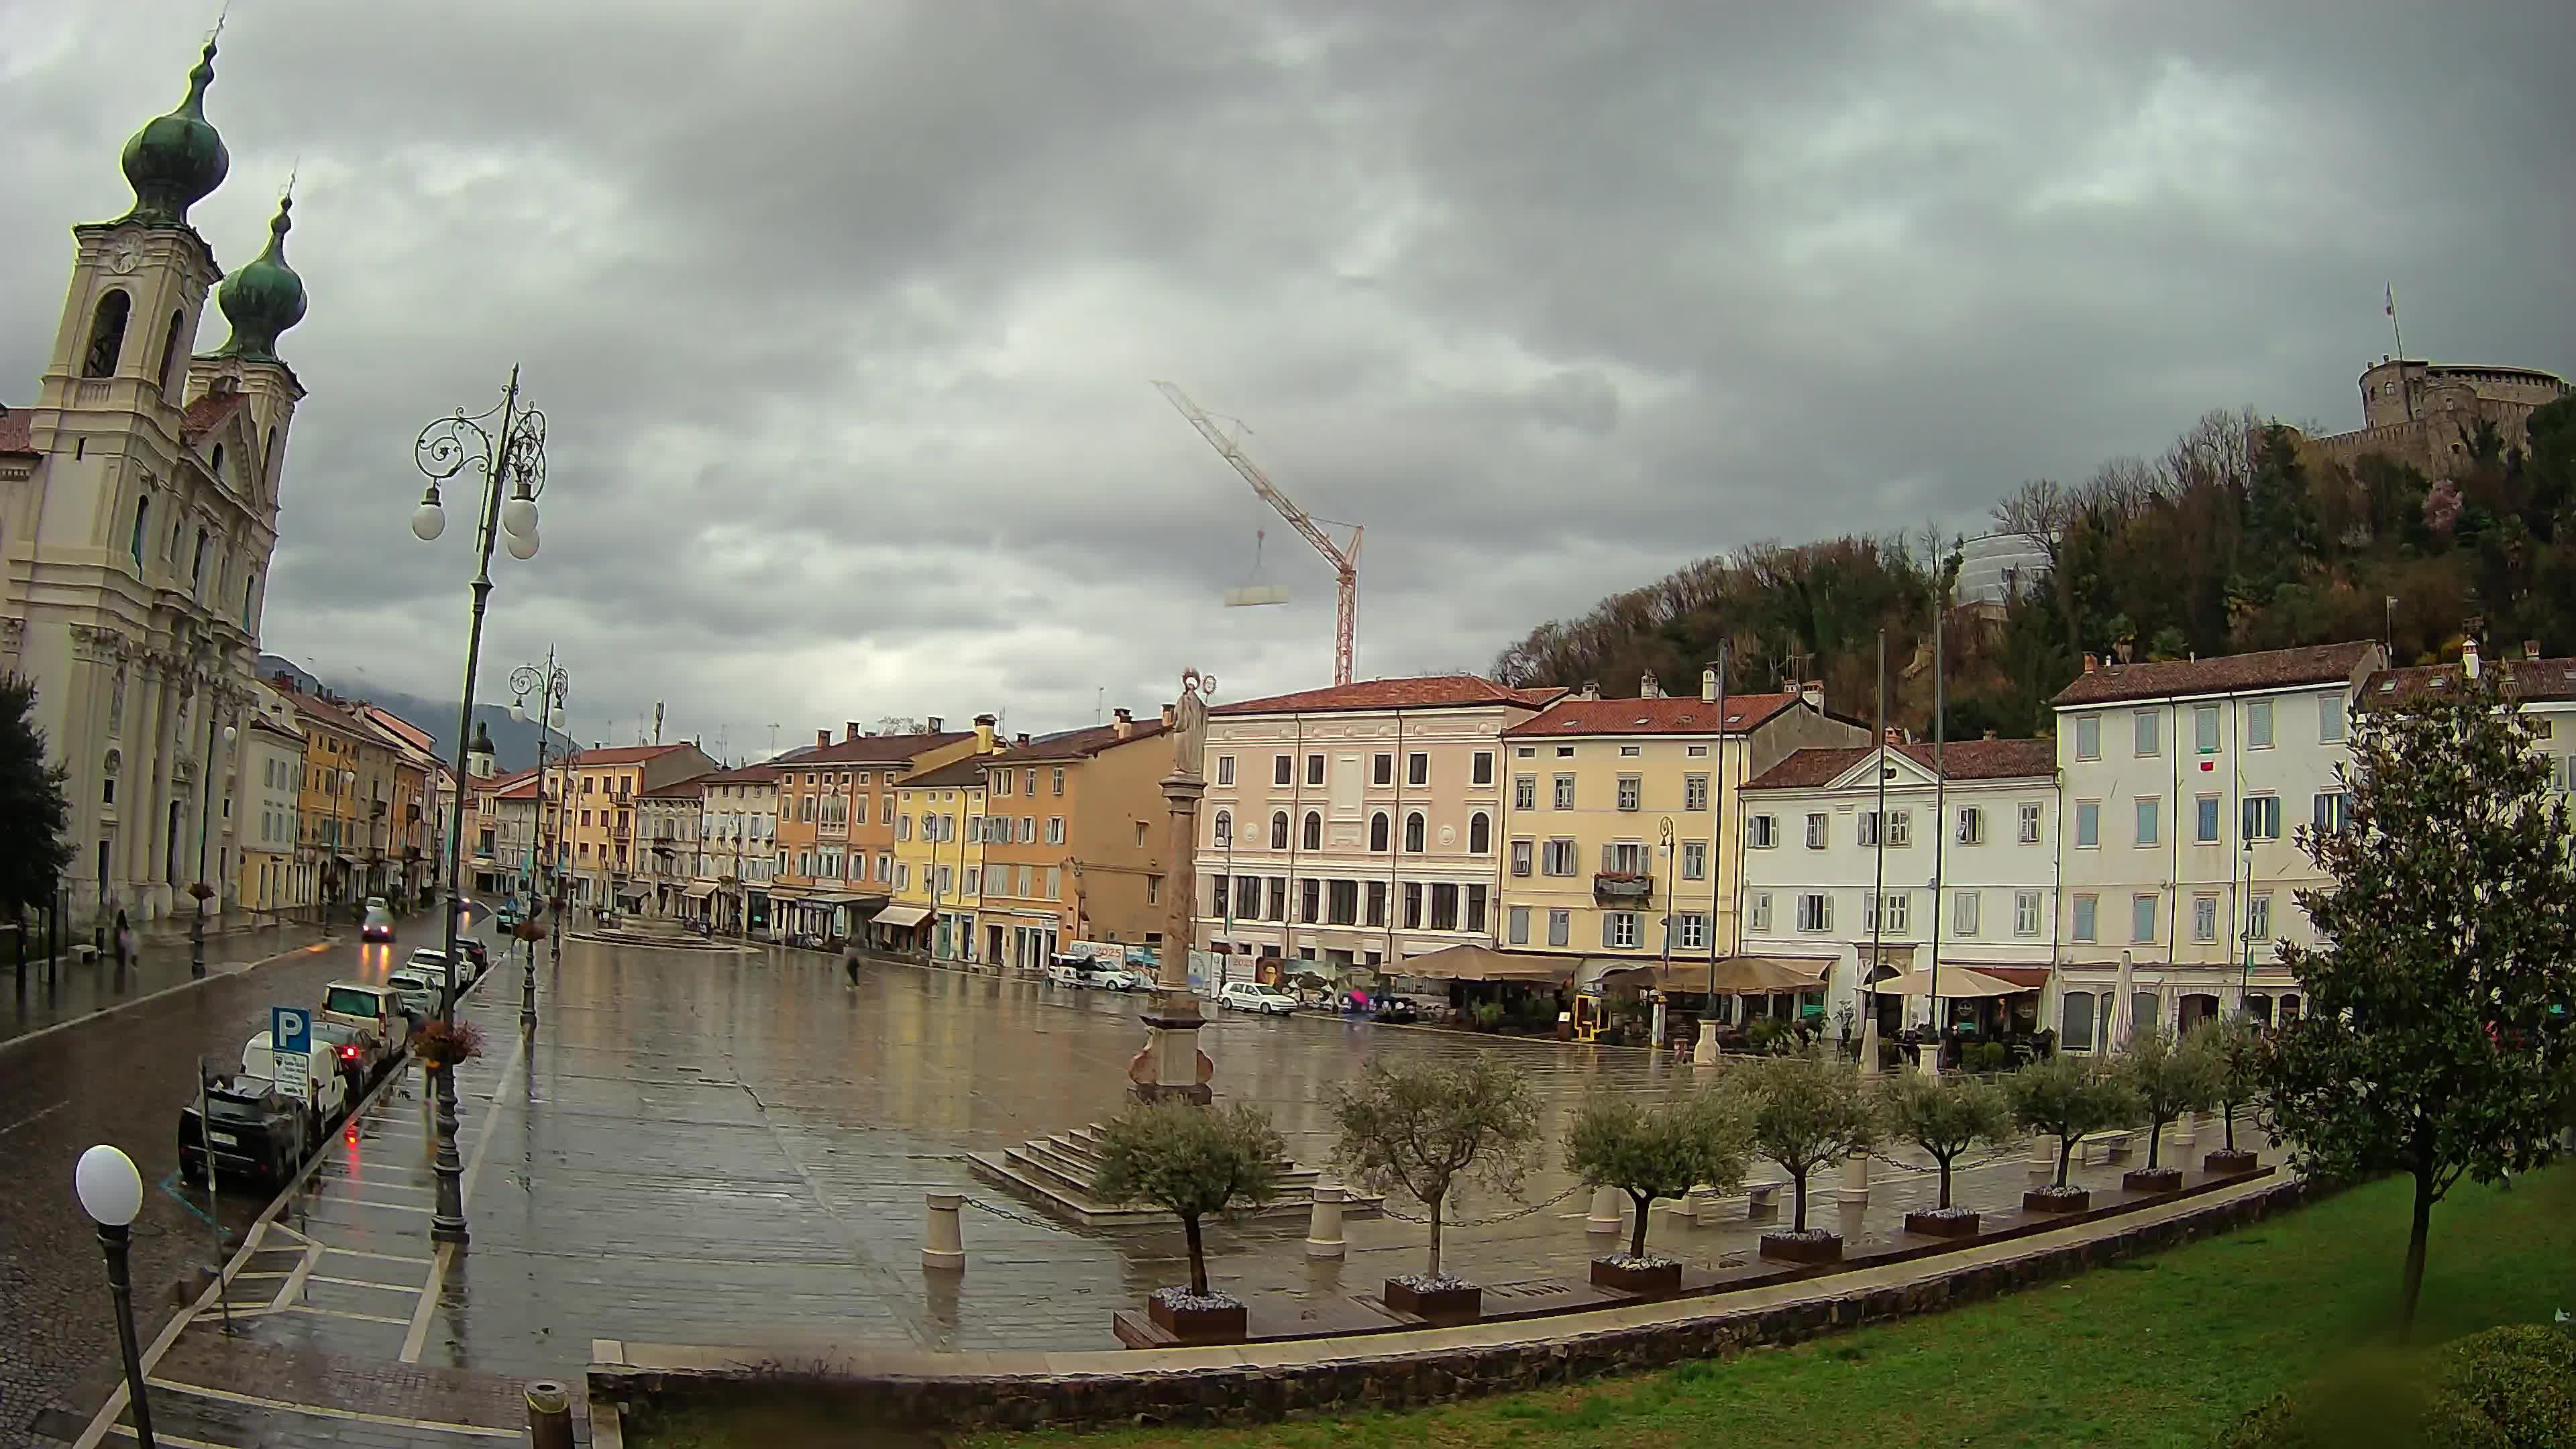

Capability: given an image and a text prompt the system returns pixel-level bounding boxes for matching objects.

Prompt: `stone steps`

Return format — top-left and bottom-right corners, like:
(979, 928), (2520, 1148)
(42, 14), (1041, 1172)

(969, 1122), (1379, 1228)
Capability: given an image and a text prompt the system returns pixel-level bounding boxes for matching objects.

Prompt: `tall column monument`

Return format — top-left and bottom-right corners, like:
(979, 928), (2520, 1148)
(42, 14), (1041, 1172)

(1130, 667), (1216, 1105)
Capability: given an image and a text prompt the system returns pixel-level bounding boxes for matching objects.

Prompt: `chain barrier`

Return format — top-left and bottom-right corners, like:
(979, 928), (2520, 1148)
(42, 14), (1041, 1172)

(1374, 1181), (1588, 1228)
(958, 1195), (1064, 1232)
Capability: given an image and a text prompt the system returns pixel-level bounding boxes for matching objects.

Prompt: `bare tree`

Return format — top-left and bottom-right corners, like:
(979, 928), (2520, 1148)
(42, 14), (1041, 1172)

(1993, 478), (2080, 661)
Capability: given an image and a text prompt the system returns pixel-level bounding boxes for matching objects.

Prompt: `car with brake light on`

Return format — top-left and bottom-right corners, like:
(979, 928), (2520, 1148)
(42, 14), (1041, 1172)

(310, 1019), (384, 1097)
(1218, 981), (1299, 1015)
(360, 895), (396, 943)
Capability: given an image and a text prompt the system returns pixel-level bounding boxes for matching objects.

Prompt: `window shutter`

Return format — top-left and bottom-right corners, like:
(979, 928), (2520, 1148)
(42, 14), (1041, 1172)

(1599, 912), (1615, 947)
(1599, 842), (1614, 873)
(1821, 896), (1834, 931)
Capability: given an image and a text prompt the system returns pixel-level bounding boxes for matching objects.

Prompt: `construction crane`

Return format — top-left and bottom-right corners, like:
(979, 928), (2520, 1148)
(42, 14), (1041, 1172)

(1154, 380), (1364, 686)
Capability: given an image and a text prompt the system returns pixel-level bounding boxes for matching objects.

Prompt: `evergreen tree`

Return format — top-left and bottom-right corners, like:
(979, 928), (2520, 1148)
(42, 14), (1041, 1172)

(0, 674), (74, 915)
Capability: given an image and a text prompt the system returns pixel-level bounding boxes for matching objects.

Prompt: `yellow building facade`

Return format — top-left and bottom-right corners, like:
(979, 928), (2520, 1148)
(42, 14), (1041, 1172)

(887, 716), (1004, 959)
(1495, 676), (1866, 983)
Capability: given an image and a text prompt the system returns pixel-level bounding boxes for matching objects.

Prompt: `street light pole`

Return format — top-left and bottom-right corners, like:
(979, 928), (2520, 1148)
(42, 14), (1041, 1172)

(190, 694), (236, 978)
(410, 366), (549, 1246)
(75, 1145), (155, 1449)
(511, 651), (568, 1036)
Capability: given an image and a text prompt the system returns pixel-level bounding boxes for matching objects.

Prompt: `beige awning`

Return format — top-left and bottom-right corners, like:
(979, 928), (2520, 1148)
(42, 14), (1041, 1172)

(1605, 956), (1831, 995)
(681, 882), (717, 900)
(1399, 944), (1576, 984)
(871, 904), (933, 928)
(1876, 965), (2027, 999)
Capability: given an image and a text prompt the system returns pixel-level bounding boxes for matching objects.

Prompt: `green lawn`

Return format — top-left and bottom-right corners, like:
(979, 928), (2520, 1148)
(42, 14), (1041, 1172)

(625, 1166), (2574, 1449)
(979, 1165), (2575, 1449)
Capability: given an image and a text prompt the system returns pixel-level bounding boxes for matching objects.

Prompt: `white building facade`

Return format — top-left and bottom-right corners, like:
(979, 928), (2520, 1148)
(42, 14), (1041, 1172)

(2050, 641), (2384, 1047)
(1737, 738), (2061, 1038)
(237, 681), (304, 913)
(693, 764), (779, 933)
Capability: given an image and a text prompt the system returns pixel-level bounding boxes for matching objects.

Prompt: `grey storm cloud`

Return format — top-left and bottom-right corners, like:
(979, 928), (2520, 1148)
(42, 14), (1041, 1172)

(3, 0), (2569, 755)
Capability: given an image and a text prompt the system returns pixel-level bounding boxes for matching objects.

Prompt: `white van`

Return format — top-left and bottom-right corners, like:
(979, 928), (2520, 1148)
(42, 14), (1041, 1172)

(241, 1028), (352, 1128)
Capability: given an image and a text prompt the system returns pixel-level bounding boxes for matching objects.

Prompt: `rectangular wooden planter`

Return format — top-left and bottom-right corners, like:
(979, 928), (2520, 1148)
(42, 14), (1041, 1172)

(2203, 1148), (2261, 1175)
(2024, 1187), (2091, 1214)
(1902, 1210), (1982, 1239)
(1757, 1232), (1843, 1264)
(1589, 1258), (1684, 1296)
(1145, 1294), (1246, 1344)
(1383, 1279), (1483, 1324)
(2123, 1167), (2184, 1194)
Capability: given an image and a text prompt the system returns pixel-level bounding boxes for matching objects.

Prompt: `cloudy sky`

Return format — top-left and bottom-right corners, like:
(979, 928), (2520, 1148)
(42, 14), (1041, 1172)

(5, 1), (2569, 755)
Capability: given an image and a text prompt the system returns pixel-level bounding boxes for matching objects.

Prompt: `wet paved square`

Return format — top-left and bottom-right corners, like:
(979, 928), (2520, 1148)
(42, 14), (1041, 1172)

(103, 932), (2224, 1445)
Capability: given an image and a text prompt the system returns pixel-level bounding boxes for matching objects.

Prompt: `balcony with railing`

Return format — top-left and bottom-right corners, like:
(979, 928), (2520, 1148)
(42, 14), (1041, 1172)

(1593, 871), (1653, 904)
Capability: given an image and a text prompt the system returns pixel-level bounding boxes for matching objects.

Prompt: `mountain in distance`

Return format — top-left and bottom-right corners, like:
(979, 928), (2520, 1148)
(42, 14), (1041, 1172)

(256, 654), (573, 774)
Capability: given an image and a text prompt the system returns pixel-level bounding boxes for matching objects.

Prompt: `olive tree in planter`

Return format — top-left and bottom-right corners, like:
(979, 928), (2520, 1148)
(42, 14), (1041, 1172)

(1091, 1099), (1286, 1344)
(1564, 1087), (1750, 1295)
(1741, 1053), (1874, 1263)
(1874, 1071), (2014, 1238)
(2008, 1053), (2138, 1212)
(1330, 1056), (1541, 1323)
(2113, 1026), (2222, 1191)
(2200, 1014), (2269, 1174)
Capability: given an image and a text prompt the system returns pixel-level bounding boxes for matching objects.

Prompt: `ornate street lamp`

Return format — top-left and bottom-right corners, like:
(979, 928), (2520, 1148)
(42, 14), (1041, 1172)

(410, 367), (547, 1246)
(510, 651), (569, 1035)
(74, 1145), (155, 1448)
(191, 711), (237, 978)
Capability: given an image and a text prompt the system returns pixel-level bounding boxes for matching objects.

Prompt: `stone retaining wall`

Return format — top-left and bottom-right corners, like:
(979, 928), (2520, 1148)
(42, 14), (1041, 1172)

(598, 1176), (2320, 1434)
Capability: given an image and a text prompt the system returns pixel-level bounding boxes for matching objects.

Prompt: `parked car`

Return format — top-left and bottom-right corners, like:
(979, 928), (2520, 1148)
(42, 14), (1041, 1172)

(403, 945), (484, 989)
(239, 1028), (352, 1135)
(319, 980), (405, 1069)
(455, 937), (491, 977)
(1219, 981), (1299, 1015)
(384, 968), (441, 1022)
(1089, 963), (1148, 991)
(360, 896), (396, 943)
(1044, 956), (1090, 988)
(1371, 996), (1421, 1024)
(178, 1076), (304, 1185)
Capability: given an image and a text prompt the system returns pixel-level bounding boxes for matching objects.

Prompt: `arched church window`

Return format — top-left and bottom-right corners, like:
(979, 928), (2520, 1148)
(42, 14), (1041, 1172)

(129, 497), (149, 568)
(211, 444), (225, 484)
(193, 527), (208, 584)
(158, 311), (186, 398)
(83, 291), (131, 378)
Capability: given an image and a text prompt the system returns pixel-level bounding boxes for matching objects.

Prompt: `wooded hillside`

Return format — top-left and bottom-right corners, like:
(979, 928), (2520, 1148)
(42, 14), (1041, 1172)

(1491, 396), (2576, 740)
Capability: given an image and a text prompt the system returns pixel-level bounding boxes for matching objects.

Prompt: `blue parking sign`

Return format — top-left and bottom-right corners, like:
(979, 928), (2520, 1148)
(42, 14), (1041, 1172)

(272, 1005), (311, 1056)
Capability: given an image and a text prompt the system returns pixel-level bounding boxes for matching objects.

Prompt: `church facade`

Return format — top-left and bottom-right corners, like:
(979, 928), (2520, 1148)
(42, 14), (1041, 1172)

(0, 38), (310, 925)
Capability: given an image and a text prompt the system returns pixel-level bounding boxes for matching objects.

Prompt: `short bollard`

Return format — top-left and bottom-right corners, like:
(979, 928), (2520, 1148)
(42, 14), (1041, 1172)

(1585, 1185), (1623, 1234)
(525, 1380), (574, 1449)
(1835, 1148), (1871, 1208)
(2172, 1112), (2198, 1155)
(2029, 1130), (2056, 1181)
(923, 1191), (966, 1271)
(1304, 1183), (1346, 1259)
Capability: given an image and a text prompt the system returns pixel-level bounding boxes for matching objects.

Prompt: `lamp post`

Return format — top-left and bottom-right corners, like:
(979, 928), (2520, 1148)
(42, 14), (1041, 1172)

(1655, 816), (1676, 1049)
(410, 367), (549, 1246)
(74, 1144), (156, 1448)
(191, 706), (237, 978)
(510, 652), (569, 1035)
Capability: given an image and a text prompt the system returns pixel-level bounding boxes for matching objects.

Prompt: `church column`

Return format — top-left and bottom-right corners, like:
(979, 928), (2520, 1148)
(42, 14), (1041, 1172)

(147, 657), (191, 918)
(119, 657), (169, 914)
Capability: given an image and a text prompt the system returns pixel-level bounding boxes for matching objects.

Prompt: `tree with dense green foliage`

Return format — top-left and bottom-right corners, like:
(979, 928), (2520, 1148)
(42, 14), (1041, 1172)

(1739, 1053), (1875, 1232)
(1330, 1057), (1542, 1279)
(1873, 1071), (2014, 1210)
(2263, 661), (2576, 1342)
(1091, 1100), (1287, 1297)
(2009, 1053), (2139, 1190)
(2222, 1322), (2576, 1448)
(2202, 1014), (2271, 1155)
(2113, 1026), (2223, 1171)
(1565, 1089), (1751, 1260)
(1, 675), (74, 916)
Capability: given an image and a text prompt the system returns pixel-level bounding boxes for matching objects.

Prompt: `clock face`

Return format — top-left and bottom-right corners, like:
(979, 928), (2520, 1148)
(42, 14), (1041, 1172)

(105, 242), (141, 276)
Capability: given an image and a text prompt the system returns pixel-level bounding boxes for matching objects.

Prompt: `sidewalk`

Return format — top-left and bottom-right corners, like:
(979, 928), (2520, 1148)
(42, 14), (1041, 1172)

(3, 916), (335, 1046)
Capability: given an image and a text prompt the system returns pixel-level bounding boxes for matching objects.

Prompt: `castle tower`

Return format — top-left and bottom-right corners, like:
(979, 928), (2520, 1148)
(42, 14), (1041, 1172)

(0, 38), (310, 926)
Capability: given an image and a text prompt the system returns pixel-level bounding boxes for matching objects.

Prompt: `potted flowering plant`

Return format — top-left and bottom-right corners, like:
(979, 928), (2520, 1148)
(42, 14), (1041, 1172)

(410, 1018), (484, 1071)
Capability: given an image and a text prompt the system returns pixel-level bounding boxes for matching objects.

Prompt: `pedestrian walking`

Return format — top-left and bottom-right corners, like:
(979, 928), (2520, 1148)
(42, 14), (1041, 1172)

(113, 909), (135, 969)
(845, 953), (862, 987)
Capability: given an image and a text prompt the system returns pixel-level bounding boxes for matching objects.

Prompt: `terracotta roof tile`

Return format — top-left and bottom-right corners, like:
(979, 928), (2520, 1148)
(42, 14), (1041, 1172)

(787, 731), (974, 765)
(2362, 656), (2576, 708)
(1213, 675), (1558, 716)
(2051, 642), (2380, 708)
(0, 405), (33, 456)
(988, 719), (1171, 762)
(902, 755), (1000, 790)
(1503, 692), (1802, 738)
(693, 763), (779, 786)
(561, 743), (690, 767)
(641, 773), (715, 799)
(179, 390), (250, 442)
(1743, 737), (2057, 792)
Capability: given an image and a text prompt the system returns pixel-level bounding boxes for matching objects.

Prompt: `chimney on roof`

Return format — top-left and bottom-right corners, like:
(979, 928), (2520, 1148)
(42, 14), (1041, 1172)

(973, 714), (998, 752)
(1639, 672), (1662, 699)
(1112, 707), (1135, 740)
(2082, 653), (2099, 674)
(2463, 637), (2481, 680)
(1700, 667), (1718, 704)
(1015, 733), (1030, 747)
(1579, 679), (1601, 701)
(1799, 680), (1825, 712)
(816, 729), (830, 749)
(924, 716), (942, 733)
(1884, 727), (1902, 746)
(845, 721), (861, 743)
(2526, 639), (2543, 661)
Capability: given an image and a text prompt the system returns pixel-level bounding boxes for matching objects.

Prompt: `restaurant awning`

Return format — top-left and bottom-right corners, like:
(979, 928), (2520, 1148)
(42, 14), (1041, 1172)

(1601, 955), (1832, 996)
(1397, 943), (1577, 984)
(806, 892), (882, 908)
(681, 882), (718, 900)
(1876, 965), (2027, 999)
(871, 904), (933, 928)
